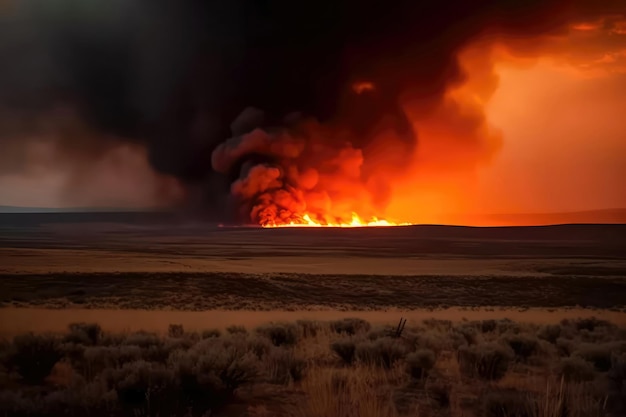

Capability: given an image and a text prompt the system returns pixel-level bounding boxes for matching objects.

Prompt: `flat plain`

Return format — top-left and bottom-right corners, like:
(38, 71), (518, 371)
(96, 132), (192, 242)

(1, 212), (625, 313)
(2, 213), (626, 417)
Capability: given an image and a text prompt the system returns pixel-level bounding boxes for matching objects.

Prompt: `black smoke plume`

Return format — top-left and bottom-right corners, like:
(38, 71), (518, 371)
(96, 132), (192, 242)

(0, 0), (623, 220)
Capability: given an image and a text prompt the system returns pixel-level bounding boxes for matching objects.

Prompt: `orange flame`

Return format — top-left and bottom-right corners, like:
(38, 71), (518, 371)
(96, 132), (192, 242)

(262, 212), (411, 228)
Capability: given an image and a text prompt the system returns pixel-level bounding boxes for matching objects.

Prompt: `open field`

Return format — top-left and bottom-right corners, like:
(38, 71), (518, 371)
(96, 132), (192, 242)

(2, 272), (626, 311)
(1, 214), (625, 312)
(1, 214), (626, 416)
(1, 213), (626, 277)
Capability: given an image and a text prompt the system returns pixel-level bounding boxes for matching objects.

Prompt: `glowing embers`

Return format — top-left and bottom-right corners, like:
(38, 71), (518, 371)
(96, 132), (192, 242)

(261, 212), (412, 228)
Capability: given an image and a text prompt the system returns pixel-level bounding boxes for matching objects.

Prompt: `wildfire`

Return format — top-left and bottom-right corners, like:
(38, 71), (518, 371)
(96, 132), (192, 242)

(261, 212), (412, 228)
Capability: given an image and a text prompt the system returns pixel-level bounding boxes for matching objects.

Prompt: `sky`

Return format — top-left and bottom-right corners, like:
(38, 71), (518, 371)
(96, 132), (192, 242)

(0, 1), (625, 224)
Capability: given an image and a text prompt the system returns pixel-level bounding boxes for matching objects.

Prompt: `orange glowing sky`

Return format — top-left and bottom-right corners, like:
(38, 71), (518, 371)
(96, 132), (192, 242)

(384, 19), (626, 225)
(0, 16), (625, 226)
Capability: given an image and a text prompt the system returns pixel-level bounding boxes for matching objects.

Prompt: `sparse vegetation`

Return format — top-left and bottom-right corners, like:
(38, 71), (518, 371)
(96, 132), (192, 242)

(256, 323), (299, 347)
(458, 342), (513, 381)
(331, 339), (357, 365)
(405, 349), (436, 379)
(505, 334), (540, 361)
(0, 317), (625, 417)
(330, 318), (371, 335)
(5, 333), (62, 384)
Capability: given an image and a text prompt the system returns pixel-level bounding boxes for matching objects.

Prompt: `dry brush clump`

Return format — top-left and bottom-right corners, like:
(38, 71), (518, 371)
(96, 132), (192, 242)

(1, 316), (626, 417)
(457, 342), (514, 381)
(4, 333), (63, 385)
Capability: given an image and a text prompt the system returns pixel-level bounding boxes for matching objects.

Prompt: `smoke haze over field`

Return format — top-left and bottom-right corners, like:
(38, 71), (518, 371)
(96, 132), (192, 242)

(0, 0), (625, 224)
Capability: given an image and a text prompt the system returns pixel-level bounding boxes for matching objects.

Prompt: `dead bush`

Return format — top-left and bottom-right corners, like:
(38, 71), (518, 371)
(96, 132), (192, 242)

(103, 360), (181, 416)
(6, 333), (62, 384)
(558, 356), (597, 382)
(226, 325), (248, 335)
(406, 349), (436, 379)
(574, 343), (615, 372)
(458, 343), (513, 381)
(256, 323), (299, 347)
(168, 338), (260, 414)
(296, 320), (323, 338)
(556, 337), (576, 357)
(606, 353), (626, 415)
(537, 324), (562, 344)
(483, 389), (535, 417)
(426, 380), (451, 409)
(167, 324), (185, 338)
(65, 323), (102, 346)
(330, 318), (371, 335)
(480, 320), (498, 333)
(331, 339), (357, 365)
(265, 347), (306, 384)
(122, 332), (162, 349)
(504, 334), (540, 362)
(573, 317), (615, 332)
(201, 329), (221, 339)
(454, 324), (478, 345)
(355, 337), (408, 369)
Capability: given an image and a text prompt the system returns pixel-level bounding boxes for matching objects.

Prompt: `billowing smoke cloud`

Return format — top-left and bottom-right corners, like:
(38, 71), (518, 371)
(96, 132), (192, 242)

(211, 109), (389, 225)
(0, 1), (624, 220)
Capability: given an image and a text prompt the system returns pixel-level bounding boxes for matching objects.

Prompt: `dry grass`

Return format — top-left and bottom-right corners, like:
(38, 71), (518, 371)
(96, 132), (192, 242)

(2, 272), (626, 311)
(0, 316), (625, 417)
(291, 365), (410, 417)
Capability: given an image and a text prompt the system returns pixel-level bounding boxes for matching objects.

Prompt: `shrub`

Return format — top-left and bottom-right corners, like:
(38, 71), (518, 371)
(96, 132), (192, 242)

(458, 343), (513, 381)
(296, 320), (323, 338)
(454, 324), (477, 345)
(79, 345), (143, 379)
(67, 323), (102, 345)
(406, 349), (436, 379)
(483, 389), (535, 417)
(422, 319), (453, 331)
(355, 337), (408, 369)
(256, 323), (299, 347)
(574, 343), (614, 372)
(496, 319), (522, 335)
(168, 324), (185, 338)
(226, 325), (248, 335)
(122, 332), (162, 349)
(505, 335), (540, 361)
(7, 333), (62, 384)
(537, 324), (562, 344)
(331, 339), (357, 365)
(265, 348), (306, 384)
(330, 318), (371, 335)
(366, 327), (390, 341)
(104, 360), (181, 416)
(246, 336), (272, 359)
(202, 329), (221, 339)
(168, 338), (260, 413)
(427, 381), (451, 408)
(480, 320), (498, 333)
(558, 356), (596, 382)
(555, 337), (576, 357)
(574, 317), (614, 332)
(415, 330), (451, 356)
(606, 353), (626, 415)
